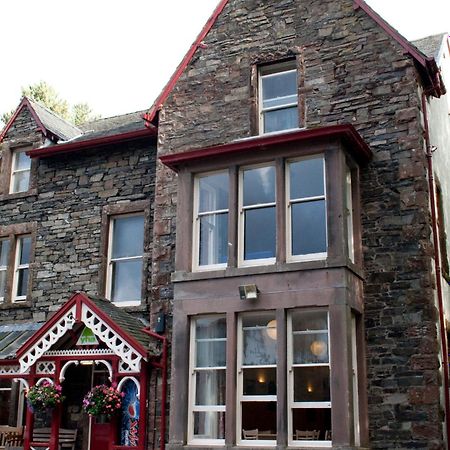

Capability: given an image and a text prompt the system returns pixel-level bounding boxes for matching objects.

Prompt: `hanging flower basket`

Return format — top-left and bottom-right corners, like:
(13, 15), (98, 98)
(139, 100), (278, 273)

(83, 384), (124, 417)
(26, 381), (65, 412)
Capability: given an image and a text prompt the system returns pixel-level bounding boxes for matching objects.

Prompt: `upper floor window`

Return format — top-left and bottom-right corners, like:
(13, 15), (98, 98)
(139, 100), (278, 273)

(12, 235), (31, 302)
(107, 214), (144, 306)
(10, 150), (31, 194)
(259, 61), (298, 134)
(0, 239), (10, 302)
(287, 157), (327, 261)
(240, 165), (276, 265)
(193, 172), (229, 270)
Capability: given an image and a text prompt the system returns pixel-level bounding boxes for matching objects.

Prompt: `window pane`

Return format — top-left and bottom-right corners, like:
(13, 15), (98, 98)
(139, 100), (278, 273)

(292, 408), (331, 441)
(264, 107), (298, 133)
(199, 213), (228, 266)
(195, 370), (226, 405)
(16, 268), (28, 297)
(292, 310), (328, 332)
(199, 173), (229, 213)
(112, 216), (144, 258)
(290, 158), (324, 199)
(111, 259), (142, 302)
(0, 270), (6, 299)
(293, 367), (330, 402)
(243, 368), (276, 396)
(242, 402), (276, 440)
(244, 207), (275, 260)
(0, 387), (11, 425)
(15, 152), (31, 170)
(293, 332), (329, 364)
(12, 170), (30, 193)
(291, 200), (326, 255)
(19, 237), (31, 264)
(193, 411), (225, 440)
(243, 315), (277, 366)
(243, 166), (275, 206)
(196, 317), (227, 340)
(196, 341), (226, 368)
(0, 240), (10, 266)
(262, 70), (297, 105)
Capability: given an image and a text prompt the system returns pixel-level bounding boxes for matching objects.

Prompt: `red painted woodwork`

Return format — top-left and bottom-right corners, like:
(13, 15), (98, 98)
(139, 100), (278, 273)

(91, 417), (112, 450)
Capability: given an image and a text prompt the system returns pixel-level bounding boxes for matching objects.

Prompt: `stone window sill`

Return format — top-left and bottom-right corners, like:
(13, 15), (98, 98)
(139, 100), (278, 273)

(0, 189), (37, 202)
(0, 300), (32, 310)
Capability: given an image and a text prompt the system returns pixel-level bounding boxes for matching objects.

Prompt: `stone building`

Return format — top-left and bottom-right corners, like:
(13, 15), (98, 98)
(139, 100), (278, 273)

(0, 0), (450, 450)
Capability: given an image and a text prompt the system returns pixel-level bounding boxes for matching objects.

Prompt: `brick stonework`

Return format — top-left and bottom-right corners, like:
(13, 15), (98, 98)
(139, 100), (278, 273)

(154, 0), (441, 448)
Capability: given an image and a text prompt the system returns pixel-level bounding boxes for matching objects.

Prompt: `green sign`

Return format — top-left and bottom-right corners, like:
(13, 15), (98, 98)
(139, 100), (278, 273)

(77, 327), (99, 346)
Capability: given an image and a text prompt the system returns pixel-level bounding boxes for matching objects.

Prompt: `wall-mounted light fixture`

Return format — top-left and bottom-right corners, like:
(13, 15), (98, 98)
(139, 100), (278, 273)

(239, 284), (259, 300)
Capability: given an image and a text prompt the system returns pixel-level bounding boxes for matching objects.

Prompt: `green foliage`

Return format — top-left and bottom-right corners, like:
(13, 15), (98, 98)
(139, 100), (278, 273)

(1, 81), (101, 127)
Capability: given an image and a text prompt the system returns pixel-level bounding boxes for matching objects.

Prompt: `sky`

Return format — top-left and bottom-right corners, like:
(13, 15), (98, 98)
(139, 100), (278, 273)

(0, 0), (449, 120)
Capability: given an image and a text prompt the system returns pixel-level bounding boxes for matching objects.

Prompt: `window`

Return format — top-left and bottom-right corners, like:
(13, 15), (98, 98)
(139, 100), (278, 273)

(188, 316), (226, 444)
(12, 235), (31, 302)
(239, 165), (276, 265)
(288, 310), (331, 446)
(346, 165), (355, 263)
(10, 150), (31, 194)
(0, 239), (10, 302)
(259, 62), (298, 134)
(107, 214), (144, 305)
(193, 172), (229, 270)
(287, 156), (327, 261)
(238, 313), (277, 445)
(0, 379), (13, 425)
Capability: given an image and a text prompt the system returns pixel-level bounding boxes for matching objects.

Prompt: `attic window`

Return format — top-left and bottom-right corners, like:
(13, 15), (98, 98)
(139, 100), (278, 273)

(9, 149), (31, 194)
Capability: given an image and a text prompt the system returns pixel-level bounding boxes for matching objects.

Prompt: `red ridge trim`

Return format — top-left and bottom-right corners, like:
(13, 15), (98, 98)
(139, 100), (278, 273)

(27, 127), (157, 158)
(160, 124), (373, 171)
(144, 0), (230, 124)
(0, 98), (48, 142)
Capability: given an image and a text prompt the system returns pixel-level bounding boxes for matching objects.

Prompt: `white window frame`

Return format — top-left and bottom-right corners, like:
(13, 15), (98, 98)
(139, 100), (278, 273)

(0, 238), (9, 303)
(238, 163), (277, 267)
(286, 156), (327, 262)
(192, 171), (229, 272)
(237, 313), (277, 447)
(106, 213), (144, 307)
(187, 315), (226, 446)
(9, 149), (31, 194)
(12, 235), (31, 303)
(287, 310), (331, 448)
(351, 315), (360, 446)
(259, 61), (299, 135)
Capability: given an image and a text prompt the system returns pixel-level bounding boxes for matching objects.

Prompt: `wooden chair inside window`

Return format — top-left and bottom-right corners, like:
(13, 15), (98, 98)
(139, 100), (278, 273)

(295, 429), (320, 440)
(325, 429), (332, 440)
(243, 429), (258, 440)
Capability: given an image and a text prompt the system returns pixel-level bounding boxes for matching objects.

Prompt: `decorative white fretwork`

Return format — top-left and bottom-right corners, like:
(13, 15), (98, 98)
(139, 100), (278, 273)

(95, 360), (113, 381)
(0, 365), (22, 375)
(13, 378), (29, 390)
(19, 306), (76, 372)
(36, 361), (56, 375)
(118, 376), (140, 397)
(36, 377), (53, 386)
(59, 361), (79, 382)
(82, 306), (142, 372)
(44, 349), (115, 357)
(118, 360), (138, 374)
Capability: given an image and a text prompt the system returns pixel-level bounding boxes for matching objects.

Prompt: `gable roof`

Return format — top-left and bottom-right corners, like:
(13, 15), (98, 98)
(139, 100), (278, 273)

(0, 97), (81, 143)
(144, 0), (445, 125)
(413, 33), (448, 60)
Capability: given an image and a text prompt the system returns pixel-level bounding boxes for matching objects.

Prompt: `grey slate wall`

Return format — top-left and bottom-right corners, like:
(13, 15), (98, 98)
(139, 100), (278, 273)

(154, 0), (442, 448)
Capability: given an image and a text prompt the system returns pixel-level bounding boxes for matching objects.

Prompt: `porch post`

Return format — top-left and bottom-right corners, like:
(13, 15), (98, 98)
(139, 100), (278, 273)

(23, 367), (36, 450)
(138, 363), (148, 450)
(49, 361), (61, 450)
(110, 358), (119, 450)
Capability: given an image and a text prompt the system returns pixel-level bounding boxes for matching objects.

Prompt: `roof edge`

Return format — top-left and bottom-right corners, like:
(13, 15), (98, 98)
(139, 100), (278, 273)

(160, 124), (373, 171)
(27, 126), (157, 158)
(144, 0), (230, 124)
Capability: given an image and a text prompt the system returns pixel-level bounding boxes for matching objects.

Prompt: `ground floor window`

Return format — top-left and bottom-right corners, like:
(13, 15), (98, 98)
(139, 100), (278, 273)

(0, 379), (24, 426)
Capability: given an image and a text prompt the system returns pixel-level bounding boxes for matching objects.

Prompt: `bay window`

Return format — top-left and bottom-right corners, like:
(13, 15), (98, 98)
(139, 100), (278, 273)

(239, 165), (276, 265)
(188, 316), (227, 444)
(193, 172), (229, 270)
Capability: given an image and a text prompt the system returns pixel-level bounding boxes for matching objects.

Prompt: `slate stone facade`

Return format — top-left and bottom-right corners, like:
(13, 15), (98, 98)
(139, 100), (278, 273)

(153, 0), (445, 448)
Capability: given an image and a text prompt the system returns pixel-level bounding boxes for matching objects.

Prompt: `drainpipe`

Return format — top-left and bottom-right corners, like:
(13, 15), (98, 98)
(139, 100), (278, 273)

(142, 328), (168, 450)
(421, 89), (450, 447)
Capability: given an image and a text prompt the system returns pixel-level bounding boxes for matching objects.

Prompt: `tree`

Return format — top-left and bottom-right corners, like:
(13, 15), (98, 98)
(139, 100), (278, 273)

(1, 81), (100, 127)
